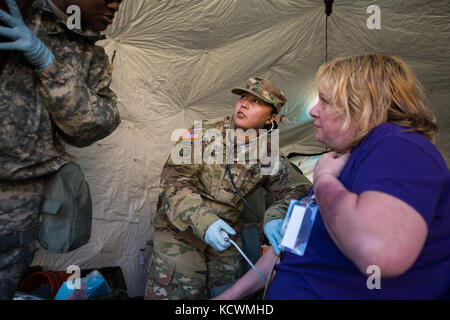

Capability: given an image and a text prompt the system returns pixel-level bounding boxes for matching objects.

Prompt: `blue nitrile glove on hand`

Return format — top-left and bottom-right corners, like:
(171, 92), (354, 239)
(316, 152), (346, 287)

(204, 219), (236, 252)
(0, 0), (54, 69)
(264, 219), (283, 255)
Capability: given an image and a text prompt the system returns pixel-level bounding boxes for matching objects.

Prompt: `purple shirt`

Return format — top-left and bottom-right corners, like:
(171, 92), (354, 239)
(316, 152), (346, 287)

(267, 123), (450, 299)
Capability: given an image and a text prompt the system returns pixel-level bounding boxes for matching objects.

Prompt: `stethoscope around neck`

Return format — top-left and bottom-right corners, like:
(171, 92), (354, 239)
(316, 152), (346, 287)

(237, 119), (275, 145)
(225, 119), (274, 223)
(222, 120), (277, 289)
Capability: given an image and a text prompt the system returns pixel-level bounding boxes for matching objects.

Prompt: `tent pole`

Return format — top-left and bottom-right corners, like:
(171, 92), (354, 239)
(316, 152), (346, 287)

(324, 0), (334, 63)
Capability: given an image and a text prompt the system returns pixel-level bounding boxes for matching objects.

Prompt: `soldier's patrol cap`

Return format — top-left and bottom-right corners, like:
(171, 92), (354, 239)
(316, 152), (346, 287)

(231, 77), (287, 114)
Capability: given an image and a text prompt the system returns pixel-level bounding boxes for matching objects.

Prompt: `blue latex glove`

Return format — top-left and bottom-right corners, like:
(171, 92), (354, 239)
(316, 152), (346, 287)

(264, 219), (283, 255)
(204, 219), (236, 252)
(0, 0), (54, 69)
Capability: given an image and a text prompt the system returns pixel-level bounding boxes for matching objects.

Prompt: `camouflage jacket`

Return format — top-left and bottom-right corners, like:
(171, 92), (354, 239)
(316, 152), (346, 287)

(0, 0), (120, 181)
(153, 116), (311, 241)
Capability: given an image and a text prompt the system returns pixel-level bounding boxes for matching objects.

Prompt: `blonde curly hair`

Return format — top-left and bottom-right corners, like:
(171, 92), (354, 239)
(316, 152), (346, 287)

(315, 53), (438, 147)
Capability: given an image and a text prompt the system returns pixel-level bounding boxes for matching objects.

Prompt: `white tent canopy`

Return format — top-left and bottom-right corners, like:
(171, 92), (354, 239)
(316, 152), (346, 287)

(33, 0), (450, 297)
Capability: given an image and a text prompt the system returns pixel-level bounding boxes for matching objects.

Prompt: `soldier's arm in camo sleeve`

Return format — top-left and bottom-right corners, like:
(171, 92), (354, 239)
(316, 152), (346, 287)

(263, 155), (312, 225)
(158, 130), (221, 240)
(35, 45), (120, 147)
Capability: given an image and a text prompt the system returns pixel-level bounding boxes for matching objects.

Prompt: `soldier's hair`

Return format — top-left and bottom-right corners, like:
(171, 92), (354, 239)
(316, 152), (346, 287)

(316, 53), (438, 147)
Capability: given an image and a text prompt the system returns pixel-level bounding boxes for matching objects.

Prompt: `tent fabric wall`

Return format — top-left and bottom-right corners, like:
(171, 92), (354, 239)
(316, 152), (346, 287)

(32, 0), (450, 297)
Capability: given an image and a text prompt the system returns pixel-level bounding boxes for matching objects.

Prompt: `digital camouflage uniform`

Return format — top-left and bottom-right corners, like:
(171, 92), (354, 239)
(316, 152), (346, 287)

(145, 115), (311, 300)
(0, 0), (120, 299)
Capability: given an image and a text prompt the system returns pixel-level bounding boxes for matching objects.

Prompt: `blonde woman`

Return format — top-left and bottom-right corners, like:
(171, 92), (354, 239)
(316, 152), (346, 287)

(215, 54), (450, 300)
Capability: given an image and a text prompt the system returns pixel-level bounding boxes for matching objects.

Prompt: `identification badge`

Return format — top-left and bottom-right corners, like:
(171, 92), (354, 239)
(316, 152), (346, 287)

(280, 194), (318, 256)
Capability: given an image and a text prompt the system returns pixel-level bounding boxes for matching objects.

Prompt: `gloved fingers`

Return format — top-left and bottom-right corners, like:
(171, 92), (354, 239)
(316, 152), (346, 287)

(272, 244), (280, 255)
(268, 233), (282, 255)
(221, 223), (236, 236)
(5, 0), (23, 21)
(214, 243), (227, 252)
(0, 25), (11, 37)
(0, 39), (19, 51)
(273, 232), (283, 251)
(217, 235), (230, 249)
(205, 219), (235, 251)
(0, 7), (18, 27)
(0, 25), (19, 40)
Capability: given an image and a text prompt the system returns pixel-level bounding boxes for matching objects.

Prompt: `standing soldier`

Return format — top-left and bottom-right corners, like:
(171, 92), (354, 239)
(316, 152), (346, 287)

(145, 77), (311, 300)
(0, 0), (123, 299)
